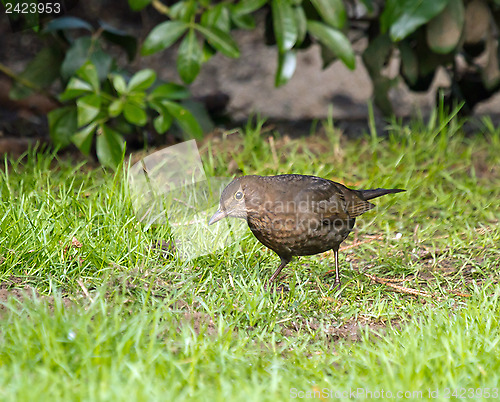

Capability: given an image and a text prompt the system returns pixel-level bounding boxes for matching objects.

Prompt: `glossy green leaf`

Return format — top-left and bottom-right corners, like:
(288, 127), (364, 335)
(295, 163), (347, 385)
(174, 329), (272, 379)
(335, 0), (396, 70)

(76, 62), (100, 91)
(96, 124), (125, 170)
(127, 92), (147, 108)
(177, 29), (202, 84)
(128, 69), (156, 91)
(48, 106), (78, 148)
(170, 1), (197, 22)
(310, 0), (347, 29)
(123, 102), (147, 126)
(384, 0), (450, 41)
(162, 101), (203, 138)
(72, 122), (97, 155)
(153, 112), (173, 134)
(109, 99), (125, 117)
(307, 20), (355, 69)
(150, 83), (190, 100)
(275, 50), (297, 86)
(195, 25), (240, 58)
(76, 94), (101, 127)
(201, 4), (231, 32)
(231, 13), (256, 29)
(231, 0), (267, 15)
(202, 42), (217, 62)
(60, 78), (94, 101)
(141, 21), (188, 56)
(272, 0), (298, 52)
(112, 75), (127, 94)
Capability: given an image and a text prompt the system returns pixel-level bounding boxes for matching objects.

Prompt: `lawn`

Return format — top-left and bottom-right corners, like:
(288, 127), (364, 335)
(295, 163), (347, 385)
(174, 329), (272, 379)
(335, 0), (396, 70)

(0, 109), (499, 400)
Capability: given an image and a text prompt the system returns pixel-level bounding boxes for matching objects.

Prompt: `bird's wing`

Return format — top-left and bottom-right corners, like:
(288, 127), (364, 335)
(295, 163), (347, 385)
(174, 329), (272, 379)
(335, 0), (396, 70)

(293, 179), (374, 219)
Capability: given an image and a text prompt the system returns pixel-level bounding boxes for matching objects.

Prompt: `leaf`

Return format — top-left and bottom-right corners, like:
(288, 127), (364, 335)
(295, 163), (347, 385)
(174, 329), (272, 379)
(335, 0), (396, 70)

(48, 106), (78, 148)
(61, 37), (92, 80)
(170, 1), (197, 22)
(162, 101), (203, 138)
(426, 0), (464, 54)
(275, 50), (297, 86)
(294, 5), (307, 46)
(128, 0), (152, 11)
(89, 50), (113, 82)
(201, 4), (231, 32)
(153, 112), (173, 134)
(231, 0), (267, 15)
(141, 21), (188, 56)
(150, 83), (190, 100)
(96, 124), (125, 170)
(202, 42), (217, 62)
(387, 0), (450, 41)
(128, 69), (156, 91)
(108, 99), (125, 117)
(72, 122), (97, 155)
(100, 20), (137, 61)
(310, 0), (347, 29)
(272, 0), (298, 53)
(307, 20), (355, 69)
(231, 13), (256, 30)
(195, 25), (240, 58)
(112, 74), (127, 94)
(76, 94), (101, 127)
(60, 78), (94, 101)
(9, 46), (63, 99)
(76, 62), (100, 91)
(177, 29), (202, 84)
(123, 102), (147, 126)
(43, 16), (93, 32)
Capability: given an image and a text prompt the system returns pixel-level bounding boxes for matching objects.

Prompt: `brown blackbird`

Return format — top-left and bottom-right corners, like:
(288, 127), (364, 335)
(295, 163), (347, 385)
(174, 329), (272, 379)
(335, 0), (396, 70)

(208, 174), (404, 289)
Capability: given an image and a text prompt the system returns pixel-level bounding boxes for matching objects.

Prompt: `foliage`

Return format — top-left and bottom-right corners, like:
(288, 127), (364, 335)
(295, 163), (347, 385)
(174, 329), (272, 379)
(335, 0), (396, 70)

(6, 0), (500, 167)
(8, 16), (202, 169)
(137, 0), (356, 85)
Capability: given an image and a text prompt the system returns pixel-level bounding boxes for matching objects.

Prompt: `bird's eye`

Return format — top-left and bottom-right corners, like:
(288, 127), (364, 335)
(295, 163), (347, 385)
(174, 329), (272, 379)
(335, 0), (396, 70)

(234, 191), (243, 200)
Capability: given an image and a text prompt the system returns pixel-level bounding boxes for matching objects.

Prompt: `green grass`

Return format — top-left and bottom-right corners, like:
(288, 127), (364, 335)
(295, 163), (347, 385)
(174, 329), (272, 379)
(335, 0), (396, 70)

(0, 109), (499, 400)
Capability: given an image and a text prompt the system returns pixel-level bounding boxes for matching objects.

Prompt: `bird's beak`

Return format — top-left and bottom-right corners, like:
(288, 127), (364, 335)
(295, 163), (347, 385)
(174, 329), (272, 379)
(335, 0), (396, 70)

(208, 208), (226, 225)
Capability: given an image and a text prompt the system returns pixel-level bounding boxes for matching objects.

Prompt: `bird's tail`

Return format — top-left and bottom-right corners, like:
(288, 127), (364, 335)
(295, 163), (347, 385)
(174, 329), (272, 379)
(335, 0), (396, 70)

(357, 188), (405, 201)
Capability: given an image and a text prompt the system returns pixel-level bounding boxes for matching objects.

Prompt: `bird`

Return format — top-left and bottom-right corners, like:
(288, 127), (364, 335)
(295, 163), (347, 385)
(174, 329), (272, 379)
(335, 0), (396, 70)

(208, 174), (404, 290)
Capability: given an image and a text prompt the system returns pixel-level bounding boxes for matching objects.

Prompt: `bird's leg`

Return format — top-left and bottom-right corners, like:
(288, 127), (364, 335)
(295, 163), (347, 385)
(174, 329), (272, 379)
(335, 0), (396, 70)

(331, 246), (341, 291)
(268, 257), (290, 284)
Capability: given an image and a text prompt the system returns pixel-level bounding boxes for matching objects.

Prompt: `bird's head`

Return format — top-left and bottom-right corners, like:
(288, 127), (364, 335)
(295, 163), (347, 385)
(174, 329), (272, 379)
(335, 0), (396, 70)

(208, 177), (257, 225)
